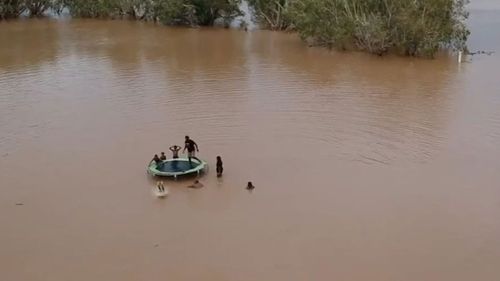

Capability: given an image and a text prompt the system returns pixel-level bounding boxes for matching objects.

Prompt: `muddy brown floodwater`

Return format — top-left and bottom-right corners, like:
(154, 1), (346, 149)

(1, 7), (500, 281)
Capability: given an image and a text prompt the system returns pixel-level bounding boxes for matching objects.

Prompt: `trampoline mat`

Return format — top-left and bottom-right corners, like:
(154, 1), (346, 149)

(156, 160), (201, 173)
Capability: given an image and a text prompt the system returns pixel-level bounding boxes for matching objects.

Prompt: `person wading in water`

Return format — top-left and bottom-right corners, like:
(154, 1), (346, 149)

(183, 136), (199, 164)
(216, 156), (223, 177)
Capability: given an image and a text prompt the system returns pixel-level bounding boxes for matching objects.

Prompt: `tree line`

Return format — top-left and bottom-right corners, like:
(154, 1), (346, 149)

(1, 0), (470, 57)
(0, 0), (242, 26)
(1, 0), (53, 18)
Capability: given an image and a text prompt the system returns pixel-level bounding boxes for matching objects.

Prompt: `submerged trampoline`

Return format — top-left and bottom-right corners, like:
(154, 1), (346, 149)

(147, 158), (207, 178)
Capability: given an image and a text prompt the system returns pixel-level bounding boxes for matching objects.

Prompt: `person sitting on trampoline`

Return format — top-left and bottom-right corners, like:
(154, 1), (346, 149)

(152, 154), (161, 165)
(160, 152), (167, 160)
(183, 136), (199, 164)
(169, 145), (181, 159)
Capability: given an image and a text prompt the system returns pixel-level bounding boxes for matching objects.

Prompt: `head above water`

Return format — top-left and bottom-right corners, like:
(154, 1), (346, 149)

(161, 152), (165, 155)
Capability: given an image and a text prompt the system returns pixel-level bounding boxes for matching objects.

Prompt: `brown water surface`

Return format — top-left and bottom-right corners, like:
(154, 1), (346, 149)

(1, 10), (500, 281)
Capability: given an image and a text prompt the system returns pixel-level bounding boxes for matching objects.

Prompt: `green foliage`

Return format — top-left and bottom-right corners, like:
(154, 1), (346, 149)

(288, 0), (470, 57)
(0, 0), (25, 19)
(55, 0), (241, 26)
(153, 0), (197, 26)
(191, 0), (242, 26)
(60, 0), (120, 18)
(247, 0), (470, 57)
(1, 0), (469, 58)
(247, 0), (292, 30)
(0, 0), (57, 19)
(24, 0), (52, 16)
(0, 0), (241, 25)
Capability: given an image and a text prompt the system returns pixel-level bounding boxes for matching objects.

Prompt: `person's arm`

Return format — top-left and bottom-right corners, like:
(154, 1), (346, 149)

(183, 144), (187, 153)
(194, 142), (199, 152)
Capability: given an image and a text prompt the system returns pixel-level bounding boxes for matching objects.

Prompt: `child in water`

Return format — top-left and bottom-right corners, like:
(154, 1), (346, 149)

(246, 182), (255, 190)
(188, 180), (203, 189)
(157, 181), (165, 192)
(216, 156), (223, 177)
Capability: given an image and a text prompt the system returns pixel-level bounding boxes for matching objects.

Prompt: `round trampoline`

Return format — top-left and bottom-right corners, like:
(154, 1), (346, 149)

(147, 158), (207, 178)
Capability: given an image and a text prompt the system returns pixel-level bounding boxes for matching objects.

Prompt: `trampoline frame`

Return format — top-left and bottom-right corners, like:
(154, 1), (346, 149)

(147, 157), (207, 178)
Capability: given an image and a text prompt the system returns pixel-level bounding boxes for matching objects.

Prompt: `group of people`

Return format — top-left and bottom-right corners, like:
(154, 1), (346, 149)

(157, 179), (254, 193)
(151, 135), (256, 193)
(151, 136), (200, 163)
(151, 135), (224, 177)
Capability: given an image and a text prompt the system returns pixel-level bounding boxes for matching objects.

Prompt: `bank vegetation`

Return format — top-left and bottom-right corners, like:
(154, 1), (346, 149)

(249, 0), (470, 57)
(1, 0), (470, 57)
(1, 0), (242, 26)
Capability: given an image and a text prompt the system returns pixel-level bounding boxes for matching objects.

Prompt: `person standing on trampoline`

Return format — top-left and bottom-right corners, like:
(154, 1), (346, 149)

(183, 136), (199, 164)
(169, 145), (181, 159)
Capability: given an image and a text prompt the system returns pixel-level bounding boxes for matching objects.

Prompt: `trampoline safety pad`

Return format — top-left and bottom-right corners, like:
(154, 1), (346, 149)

(147, 158), (207, 178)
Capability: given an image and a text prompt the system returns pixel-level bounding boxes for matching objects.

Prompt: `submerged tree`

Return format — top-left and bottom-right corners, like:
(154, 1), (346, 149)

(0, 0), (58, 19)
(24, 0), (53, 16)
(0, 0), (25, 19)
(247, 0), (293, 30)
(287, 0), (470, 57)
(192, 0), (242, 26)
(57, 0), (241, 26)
(1, 0), (470, 57)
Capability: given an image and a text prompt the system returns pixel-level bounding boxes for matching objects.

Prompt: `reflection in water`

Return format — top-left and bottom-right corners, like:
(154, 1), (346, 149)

(0, 19), (59, 70)
(244, 33), (458, 164)
(1, 15), (500, 281)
